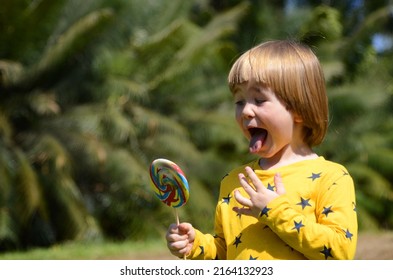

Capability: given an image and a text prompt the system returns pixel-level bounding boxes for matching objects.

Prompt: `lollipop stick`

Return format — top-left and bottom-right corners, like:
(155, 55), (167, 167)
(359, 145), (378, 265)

(174, 208), (180, 226)
(174, 208), (186, 260)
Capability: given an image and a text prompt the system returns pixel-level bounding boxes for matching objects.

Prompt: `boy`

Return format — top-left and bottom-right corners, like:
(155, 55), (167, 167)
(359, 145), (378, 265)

(166, 40), (357, 260)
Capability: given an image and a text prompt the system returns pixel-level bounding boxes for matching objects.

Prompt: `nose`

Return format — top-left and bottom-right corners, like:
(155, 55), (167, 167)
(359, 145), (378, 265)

(241, 102), (255, 119)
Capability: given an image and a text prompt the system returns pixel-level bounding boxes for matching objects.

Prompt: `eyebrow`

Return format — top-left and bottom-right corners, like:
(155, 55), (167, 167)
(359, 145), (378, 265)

(250, 86), (261, 92)
(250, 85), (269, 96)
(231, 85), (242, 95)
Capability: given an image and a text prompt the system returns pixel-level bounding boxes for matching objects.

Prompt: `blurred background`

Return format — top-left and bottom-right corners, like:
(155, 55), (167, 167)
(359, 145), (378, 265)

(0, 0), (393, 258)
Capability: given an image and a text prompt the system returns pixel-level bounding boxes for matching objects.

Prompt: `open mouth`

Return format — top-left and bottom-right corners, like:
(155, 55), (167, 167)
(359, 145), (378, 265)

(248, 127), (267, 153)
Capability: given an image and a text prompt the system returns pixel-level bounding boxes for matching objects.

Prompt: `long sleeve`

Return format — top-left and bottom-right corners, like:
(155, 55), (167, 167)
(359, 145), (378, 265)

(260, 167), (357, 259)
(187, 203), (227, 259)
(186, 157), (357, 260)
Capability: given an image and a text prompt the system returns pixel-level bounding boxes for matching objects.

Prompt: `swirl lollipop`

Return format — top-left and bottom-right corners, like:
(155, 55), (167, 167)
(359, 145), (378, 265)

(149, 158), (190, 222)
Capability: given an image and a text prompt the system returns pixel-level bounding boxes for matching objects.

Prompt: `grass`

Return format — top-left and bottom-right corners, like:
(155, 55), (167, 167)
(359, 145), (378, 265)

(1, 232), (393, 260)
(0, 239), (171, 260)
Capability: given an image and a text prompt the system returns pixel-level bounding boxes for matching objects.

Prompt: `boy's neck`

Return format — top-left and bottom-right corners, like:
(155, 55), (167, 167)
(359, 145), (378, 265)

(258, 146), (318, 170)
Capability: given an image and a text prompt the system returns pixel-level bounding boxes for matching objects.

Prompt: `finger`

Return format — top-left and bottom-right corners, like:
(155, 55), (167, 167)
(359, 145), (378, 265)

(233, 189), (253, 207)
(238, 173), (257, 198)
(178, 222), (192, 235)
(274, 173), (286, 195)
(168, 241), (190, 257)
(166, 224), (188, 242)
(232, 206), (253, 216)
(167, 238), (189, 250)
(244, 166), (265, 192)
(170, 246), (190, 258)
(166, 231), (188, 242)
(167, 223), (179, 234)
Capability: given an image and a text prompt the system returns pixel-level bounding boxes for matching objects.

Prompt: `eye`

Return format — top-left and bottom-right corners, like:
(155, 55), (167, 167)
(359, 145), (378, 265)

(235, 99), (245, 106)
(255, 99), (265, 105)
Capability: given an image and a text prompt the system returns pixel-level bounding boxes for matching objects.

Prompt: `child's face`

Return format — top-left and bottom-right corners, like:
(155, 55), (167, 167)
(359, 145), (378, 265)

(233, 81), (304, 160)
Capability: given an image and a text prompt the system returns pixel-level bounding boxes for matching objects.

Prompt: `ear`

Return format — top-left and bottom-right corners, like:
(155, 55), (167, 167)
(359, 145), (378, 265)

(293, 112), (303, 124)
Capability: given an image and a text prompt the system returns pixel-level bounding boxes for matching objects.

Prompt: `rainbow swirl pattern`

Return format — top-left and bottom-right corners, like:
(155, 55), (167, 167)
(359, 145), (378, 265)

(149, 158), (190, 208)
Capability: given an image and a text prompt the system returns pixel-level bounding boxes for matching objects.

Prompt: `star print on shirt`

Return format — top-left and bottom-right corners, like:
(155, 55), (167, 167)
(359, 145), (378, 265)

(198, 246), (205, 256)
(297, 197), (312, 209)
(344, 229), (353, 240)
(292, 220), (304, 233)
(320, 245), (333, 259)
(259, 206), (271, 217)
(222, 194), (231, 204)
(249, 255), (258, 260)
(308, 172), (322, 181)
(267, 183), (275, 191)
(322, 206), (334, 217)
(233, 233), (242, 248)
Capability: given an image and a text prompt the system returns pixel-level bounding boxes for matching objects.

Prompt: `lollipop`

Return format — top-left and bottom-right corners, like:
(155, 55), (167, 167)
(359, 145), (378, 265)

(150, 158), (189, 219)
(149, 158), (190, 260)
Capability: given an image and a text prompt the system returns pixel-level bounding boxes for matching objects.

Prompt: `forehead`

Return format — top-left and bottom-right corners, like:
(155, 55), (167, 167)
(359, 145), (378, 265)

(232, 82), (273, 97)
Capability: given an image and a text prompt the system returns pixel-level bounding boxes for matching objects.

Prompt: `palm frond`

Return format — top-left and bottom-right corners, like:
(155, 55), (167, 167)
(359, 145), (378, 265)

(28, 90), (61, 116)
(95, 147), (158, 239)
(101, 104), (136, 145)
(44, 174), (101, 241)
(0, 110), (13, 144)
(0, 146), (17, 248)
(0, 60), (24, 88)
(49, 104), (104, 138)
(26, 134), (102, 241)
(367, 149), (393, 183)
(0, 207), (18, 249)
(176, 1), (249, 62)
(347, 162), (393, 229)
(27, 134), (72, 175)
(13, 149), (43, 224)
(10, 8), (114, 90)
(187, 109), (246, 153)
(149, 3), (249, 88)
(104, 76), (149, 103)
(102, 148), (149, 192)
(131, 105), (190, 140)
(21, 133), (103, 241)
(133, 18), (195, 51)
(0, 0), (68, 61)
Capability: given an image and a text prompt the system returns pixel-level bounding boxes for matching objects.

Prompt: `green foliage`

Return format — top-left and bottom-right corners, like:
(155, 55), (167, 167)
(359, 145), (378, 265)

(300, 5), (342, 44)
(0, 0), (249, 250)
(319, 76), (393, 230)
(1, 0), (393, 253)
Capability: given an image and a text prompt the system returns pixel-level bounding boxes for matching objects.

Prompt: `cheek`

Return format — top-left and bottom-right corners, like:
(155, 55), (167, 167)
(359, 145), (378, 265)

(234, 109), (248, 135)
(235, 107), (242, 122)
(273, 114), (295, 136)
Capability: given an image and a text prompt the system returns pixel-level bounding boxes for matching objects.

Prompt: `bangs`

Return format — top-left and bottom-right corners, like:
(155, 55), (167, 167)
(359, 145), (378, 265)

(228, 44), (283, 93)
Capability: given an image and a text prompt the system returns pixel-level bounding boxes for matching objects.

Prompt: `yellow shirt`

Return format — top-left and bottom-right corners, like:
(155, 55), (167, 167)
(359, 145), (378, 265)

(188, 157), (358, 260)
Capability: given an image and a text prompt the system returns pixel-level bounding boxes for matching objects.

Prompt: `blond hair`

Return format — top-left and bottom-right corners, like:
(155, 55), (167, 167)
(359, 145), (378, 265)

(228, 40), (328, 147)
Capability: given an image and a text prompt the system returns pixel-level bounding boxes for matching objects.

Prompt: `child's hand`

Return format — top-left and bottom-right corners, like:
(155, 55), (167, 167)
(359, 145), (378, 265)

(166, 222), (195, 258)
(233, 166), (286, 218)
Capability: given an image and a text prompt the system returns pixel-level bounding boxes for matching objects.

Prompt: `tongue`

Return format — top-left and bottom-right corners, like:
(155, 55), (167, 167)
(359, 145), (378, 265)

(249, 130), (267, 153)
